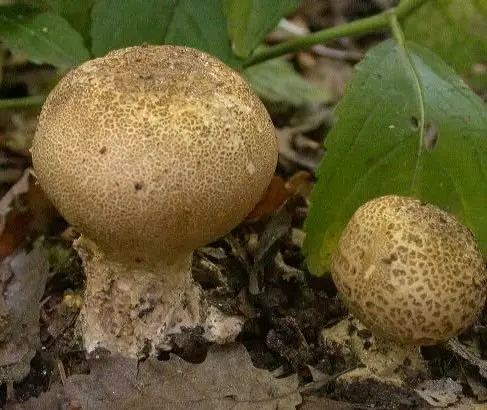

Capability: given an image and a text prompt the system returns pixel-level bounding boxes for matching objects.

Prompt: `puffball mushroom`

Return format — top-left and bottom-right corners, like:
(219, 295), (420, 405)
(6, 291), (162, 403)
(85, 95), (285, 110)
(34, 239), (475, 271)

(331, 195), (487, 346)
(31, 45), (277, 357)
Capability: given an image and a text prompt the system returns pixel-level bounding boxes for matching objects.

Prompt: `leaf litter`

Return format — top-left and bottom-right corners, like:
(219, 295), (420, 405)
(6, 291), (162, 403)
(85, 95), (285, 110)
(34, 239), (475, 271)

(0, 248), (49, 383)
(9, 344), (301, 410)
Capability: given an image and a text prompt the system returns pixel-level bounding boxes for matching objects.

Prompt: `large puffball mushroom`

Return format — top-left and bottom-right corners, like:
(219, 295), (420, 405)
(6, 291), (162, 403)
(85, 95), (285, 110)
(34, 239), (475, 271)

(31, 45), (277, 358)
(331, 195), (487, 346)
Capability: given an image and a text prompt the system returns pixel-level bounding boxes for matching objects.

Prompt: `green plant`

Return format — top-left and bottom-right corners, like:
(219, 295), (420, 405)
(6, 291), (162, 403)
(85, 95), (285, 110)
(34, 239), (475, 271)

(1, 0), (486, 276)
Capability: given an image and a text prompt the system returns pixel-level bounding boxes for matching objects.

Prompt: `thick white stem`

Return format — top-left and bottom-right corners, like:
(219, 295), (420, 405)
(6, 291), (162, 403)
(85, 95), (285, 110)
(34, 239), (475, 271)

(75, 236), (206, 358)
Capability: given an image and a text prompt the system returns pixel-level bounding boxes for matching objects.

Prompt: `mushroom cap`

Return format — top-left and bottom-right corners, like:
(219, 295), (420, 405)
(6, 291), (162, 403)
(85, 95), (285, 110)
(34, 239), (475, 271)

(31, 45), (277, 264)
(331, 195), (487, 345)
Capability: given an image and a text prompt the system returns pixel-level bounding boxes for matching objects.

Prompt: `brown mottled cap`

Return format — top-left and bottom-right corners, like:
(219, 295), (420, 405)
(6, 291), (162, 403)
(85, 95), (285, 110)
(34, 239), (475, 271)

(31, 45), (277, 264)
(331, 195), (487, 345)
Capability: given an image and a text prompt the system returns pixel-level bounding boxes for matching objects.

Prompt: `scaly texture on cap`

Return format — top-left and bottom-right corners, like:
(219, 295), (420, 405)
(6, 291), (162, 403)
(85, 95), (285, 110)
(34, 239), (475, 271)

(31, 45), (277, 264)
(331, 195), (487, 345)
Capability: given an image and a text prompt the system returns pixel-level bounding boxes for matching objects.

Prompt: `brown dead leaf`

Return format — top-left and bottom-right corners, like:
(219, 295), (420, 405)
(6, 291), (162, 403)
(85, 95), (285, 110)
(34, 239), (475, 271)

(0, 170), (32, 258)
(246, 171), (313, 222)
(0, 169), (57, 258)
(0, 169), (30, 234)
(284, 170), (313, 198)
(13, 344), (302, 410)
(0, 211), (30, 259)
(464, 368), (487, 402)
(415, 378), (463, 408)
(300, 395), (356, 409)
(0, 248), (49, 383)
(447, 339), (487, 380)
(246, 176), (288, 221)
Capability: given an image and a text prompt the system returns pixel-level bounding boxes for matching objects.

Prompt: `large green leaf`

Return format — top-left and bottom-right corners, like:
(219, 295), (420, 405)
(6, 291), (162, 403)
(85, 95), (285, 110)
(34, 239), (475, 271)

(404, 0), (487, 72)
(224, 0), (300, 58)
(0, 5), (90, 67)
(21, 0), (93, 40)
(244, 57), (329, 106)
(303, 39), (487, 276)
(91, 0), (238, 68)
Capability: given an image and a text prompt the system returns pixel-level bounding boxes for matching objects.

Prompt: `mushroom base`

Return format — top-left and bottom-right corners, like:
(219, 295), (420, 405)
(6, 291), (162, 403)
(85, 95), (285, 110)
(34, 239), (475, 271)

(322, 317), (427, 386)
(74, 236), (244, 358)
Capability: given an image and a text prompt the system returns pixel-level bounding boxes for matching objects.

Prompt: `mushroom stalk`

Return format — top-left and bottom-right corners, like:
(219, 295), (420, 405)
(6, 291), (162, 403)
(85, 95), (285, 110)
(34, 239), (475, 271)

(75, 236), (205, 357)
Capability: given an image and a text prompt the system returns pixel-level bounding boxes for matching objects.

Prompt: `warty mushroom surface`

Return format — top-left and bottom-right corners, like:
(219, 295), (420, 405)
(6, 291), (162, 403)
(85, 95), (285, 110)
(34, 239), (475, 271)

(331, 195), (487, 346)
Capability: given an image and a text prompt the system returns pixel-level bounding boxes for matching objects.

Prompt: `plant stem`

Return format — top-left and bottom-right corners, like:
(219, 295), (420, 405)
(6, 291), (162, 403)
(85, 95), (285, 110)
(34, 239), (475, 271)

(0, 49), (4, 87)
(0, 95), (45, 109)
(244, 0), (429, 67)
(388, 14), (406, 47)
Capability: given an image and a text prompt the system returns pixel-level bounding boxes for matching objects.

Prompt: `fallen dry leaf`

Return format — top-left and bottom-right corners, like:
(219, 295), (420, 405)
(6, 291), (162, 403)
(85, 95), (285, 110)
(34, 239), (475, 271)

(300, 395), (356, 409)
(0, 248), (49, 383)
(246, 176), (288, 221)
(246, 171), (312, 222)
(0, 169), (30, 236)
(0, 169), (57, 258)
(0, 211), (30, 259)
(415, 378), (463, 408)
(13, 344), (302, 410)
(284, 170), (313, 198)
(464, 368), (487, 402)
(447, 339), (487, 380)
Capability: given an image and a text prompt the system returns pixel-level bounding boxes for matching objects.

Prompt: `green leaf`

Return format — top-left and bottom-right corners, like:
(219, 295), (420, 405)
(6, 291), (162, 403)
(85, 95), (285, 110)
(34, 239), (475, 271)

(224, 0), (300, 58)
(91, 0), (239, 68)
(22, 0), (91, 14)
(0, 5), (90, 67)
(404, 0), (487, 72)
(244, 58), (329, 106)
(28, 0), (94, 41)
(21, 0), (93, 39)
(303, 39), (487, 276)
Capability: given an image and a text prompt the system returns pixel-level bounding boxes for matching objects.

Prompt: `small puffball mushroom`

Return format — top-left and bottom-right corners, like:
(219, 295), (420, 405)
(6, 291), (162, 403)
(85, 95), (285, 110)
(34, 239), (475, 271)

(331, 195), (487, 346)
(31, 45), (277, 357)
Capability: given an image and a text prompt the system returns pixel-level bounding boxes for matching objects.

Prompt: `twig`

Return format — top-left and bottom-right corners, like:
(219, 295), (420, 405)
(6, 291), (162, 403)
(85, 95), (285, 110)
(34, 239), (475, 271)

(244, 0), (429, 67)
(277, 19), (363, 61)
(0, 95), (46, 109)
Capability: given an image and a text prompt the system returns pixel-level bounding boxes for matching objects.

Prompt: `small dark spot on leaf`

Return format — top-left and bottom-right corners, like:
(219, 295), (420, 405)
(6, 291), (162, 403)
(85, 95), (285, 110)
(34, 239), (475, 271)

(409, 116), (419, 131)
